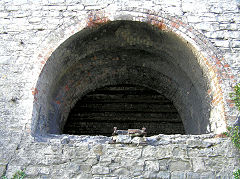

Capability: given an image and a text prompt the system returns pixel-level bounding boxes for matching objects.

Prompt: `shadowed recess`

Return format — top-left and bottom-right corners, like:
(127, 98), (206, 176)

(32, 20), (213, 137)
(63, 84), (185, 136)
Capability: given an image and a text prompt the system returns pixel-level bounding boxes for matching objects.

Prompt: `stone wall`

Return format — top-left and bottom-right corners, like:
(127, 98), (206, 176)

(0, 0), (239, 178)
(5, 134), (240, 179)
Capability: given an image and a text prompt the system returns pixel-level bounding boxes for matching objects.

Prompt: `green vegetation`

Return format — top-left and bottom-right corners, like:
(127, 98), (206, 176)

(229, 83), (240, 179)
(1, 170), (26, 179)
(230, 83), (240, 111)
(233, 169), (240, 179)
(226, 126), (240, 150)
(228, 83), (240, 150)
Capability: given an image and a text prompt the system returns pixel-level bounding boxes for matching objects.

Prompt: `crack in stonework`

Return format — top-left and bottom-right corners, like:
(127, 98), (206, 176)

(3, 124), (27, 177)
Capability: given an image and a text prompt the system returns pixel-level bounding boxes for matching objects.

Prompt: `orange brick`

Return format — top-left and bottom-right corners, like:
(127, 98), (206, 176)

(213, 96), (223, 106)
(226, 99), (234, 103)
(171, 22), (179, 29)
(32, 88), (38, 96)
(207, 89), (212, 94)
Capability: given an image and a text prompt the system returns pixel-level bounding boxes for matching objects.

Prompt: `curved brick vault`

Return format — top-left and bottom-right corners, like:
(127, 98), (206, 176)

(32, 13), (231, 137)
(1, 1), (240, 178)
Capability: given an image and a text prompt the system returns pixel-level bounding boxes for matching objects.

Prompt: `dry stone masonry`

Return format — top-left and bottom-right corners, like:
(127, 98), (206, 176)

(0, 0), (240, 178)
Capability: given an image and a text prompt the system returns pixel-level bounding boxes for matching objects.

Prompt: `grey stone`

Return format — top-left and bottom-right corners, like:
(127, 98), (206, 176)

(186, 172), (201, 179)
(232, 40), (240, 48)
(67, 5), (84, 11)
(103, 177), (119, 179)
(200, 172), (215, 179)
(79, 165), (92, 173)
(145, 161), (160, 172)
(169, 160), (191, 171)
(156, 171), (170, 179)
(171, 171), (185, 179)
(74, 173), (93, 179)
(158, 159), (169, 171)
(48, 0), (65, 4)
(113, 135), (132, 144)
(0, 1), (240, 179)
(28, 17), (42, 23)
(6, 6), (19, 11)
(192, 158), (206, 172)
(143, 171), (170, 179)
(0, 165), (6, 177)
(214, 40), (230, 47)
(92, 166), (110, 175)
(113, 168), (129, 176)
(234, 115), (240, 127)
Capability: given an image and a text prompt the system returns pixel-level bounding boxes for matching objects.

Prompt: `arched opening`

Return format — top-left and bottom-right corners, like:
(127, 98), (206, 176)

(32, 20), (214, 137)
(63, 84), (184, 136)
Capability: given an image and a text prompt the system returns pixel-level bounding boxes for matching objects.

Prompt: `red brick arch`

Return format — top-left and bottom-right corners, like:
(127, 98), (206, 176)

(33, 10), (236, 135)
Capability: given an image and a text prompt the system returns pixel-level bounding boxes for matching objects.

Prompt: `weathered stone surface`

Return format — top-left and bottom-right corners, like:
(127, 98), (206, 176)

(169, 160), (191, 171)
(92, 166), (110, 175)
(145, 160), (160, 172)
(192, 157), (206, 172)
(186, 172), (201, 179)
(171, 171), (185, 179)
(0, 0), (240, 178)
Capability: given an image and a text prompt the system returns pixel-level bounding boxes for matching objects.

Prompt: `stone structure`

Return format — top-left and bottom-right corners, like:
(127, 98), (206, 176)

(0, 0), (240, 178)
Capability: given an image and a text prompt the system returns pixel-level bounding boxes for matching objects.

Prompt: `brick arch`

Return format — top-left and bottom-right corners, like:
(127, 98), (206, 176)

(32, 10), (235, 136)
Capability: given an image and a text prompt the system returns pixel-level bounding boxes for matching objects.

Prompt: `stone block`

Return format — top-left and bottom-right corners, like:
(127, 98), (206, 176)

(6, 6), (19, 11)
(155, 147), (172, 159)
(25, 166), (38, 176)
(12, 0), (28, 5)
(214, 40), (230, 48)
(216, 170), (236, 178)
(92, 166), (110, 175)
(200, 171), (215, 179)
(192, 157), (206, 172)
(171, 171), (185, 179)
(186, 172), (201, 179)
(28, 17), (42, 23)
(232, 40), (240, 48)
(103, 177), (119, 179)
(67, 5), (84, 11)
(48, 0), (65, 4)
(172, 146), (187, 157)
(81, 0), (98, 5)
(142, 171), (158, 179)
(0, 12), (9, 18)
(169, 160), (191, 171)
(210, 6), (223, 14)
(0, 56), (11, 64)
(158, 159), (169, 171)
(145, 160), (160, 172)
(126, 159), (144, 173)
(142, 146), (156, 158)
(0, 165), (6, 177)
(156, 171), (171, 179)
(0, 1), (240, 179)
(113, 167), (129, 176)
(85, 157), (99, 166)
(79, 165), (92, 173)
(143, 171), (170, 179)
(99, 157), (112, 166)
(92, 144), (105, 156)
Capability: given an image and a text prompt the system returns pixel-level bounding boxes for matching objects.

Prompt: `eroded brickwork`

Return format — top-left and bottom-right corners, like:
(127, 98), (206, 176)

(0, 0), (239, 178)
